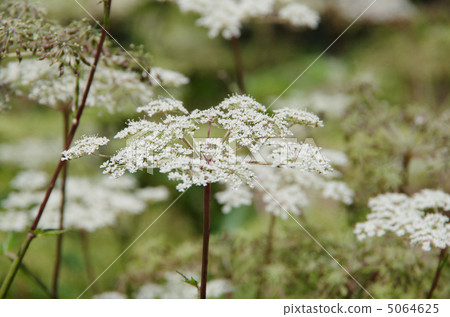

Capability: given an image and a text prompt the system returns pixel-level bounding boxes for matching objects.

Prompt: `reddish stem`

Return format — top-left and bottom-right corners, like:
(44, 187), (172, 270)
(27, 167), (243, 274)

(200, 183), (212, 299)
(0, 0), (112, 298)
(51, 110), (70, 298)
(427, 247), (448, 299)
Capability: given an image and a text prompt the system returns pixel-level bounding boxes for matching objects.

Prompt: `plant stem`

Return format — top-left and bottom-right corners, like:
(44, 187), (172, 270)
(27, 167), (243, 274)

(4, 252), (52, 298)
(200, 183), (212, 299)
(256, 213), (276, 298)
(264, 214), (276, 263)
(51, 110), (70, 299)
(0, 0), (112, 298)
(79, 230), (97, 294)
(231, 36), (246, 94)
(399, 149), (412, 194)
(0, 233), (34, 298)
(427, 247), (448, 299)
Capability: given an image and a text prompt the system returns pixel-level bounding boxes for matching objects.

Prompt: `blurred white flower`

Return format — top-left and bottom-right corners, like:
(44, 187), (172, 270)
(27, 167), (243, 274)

(0, 138), (60, 168)
(0, 59), (189, 113)
(135, 272), (233, 299)
(278, 3), (319, 29)
(278, 91), (353, 118)
(321, 149), (349, 167)
(333, 0), (416, 23)
(216, 183), (253, 213)
(0, 170), (169, 232)
(216, 149), (353, 218)
(172, 0), (320, 39)
(149, 67), (190, 87)
(355, 190), (450, 251)
(0, 211), (29, 232)
(93, 291), (127, 299)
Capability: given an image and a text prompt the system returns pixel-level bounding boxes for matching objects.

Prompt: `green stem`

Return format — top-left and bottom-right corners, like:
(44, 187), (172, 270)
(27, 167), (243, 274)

(231, 36), (246, 94)
(4, 252), (52, 298)
(79, 230), (97, 294)
(427, 247), (448, 299)
(256, 213), (276, 298)
(0, 233), (34, 298)
(0, 0), (112, 298)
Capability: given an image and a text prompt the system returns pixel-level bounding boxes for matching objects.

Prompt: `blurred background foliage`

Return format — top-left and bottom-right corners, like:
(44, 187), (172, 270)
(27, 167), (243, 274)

(0, 0), (449, 298)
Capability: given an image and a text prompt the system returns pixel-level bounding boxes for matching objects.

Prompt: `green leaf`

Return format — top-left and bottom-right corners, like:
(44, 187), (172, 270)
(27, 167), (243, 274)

(1, 233), (15, 255)
(176, 270), (199, 288)
(32, 228), (68, 238)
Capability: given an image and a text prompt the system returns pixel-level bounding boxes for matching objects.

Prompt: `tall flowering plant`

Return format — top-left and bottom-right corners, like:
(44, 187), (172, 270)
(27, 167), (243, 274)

(66, 94), (331, 297)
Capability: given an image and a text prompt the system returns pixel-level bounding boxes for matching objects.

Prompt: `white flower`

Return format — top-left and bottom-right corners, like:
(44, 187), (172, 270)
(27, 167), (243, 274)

(278, 3), (320, 29)
(135, 271), (233, 299)
(0, 59), (189, 113)
(137, 97), (188, 118)
(102, 95), (331, 193)
(11, 170), (48, 191)
(216, 148), (353, 218)
(276, 91), (353, 118)
(0, 211), (29, 232)
(0, 171), (169, 232)
(149, 67), (190, 87)
(0, 138), (60, 168)
(410, 190), (450, 212)
(321, 149), (349, 167)
(61, 135), (109, 161)
(172, 0), (319, 39)
(215, 185), (253, 213)
(273, 108), (323, 128)
(333, 0), (416, 23)
(204, 279), (234, 298)
(93, 292), (127, 299)
(355, 190), (450, 251)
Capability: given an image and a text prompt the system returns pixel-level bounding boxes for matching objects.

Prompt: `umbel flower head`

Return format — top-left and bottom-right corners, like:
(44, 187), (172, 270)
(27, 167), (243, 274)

(0, 59), (189, 113)
(170, 0), (320, 39)
(0, 0), (94, 69)
(355, 189), (450, 251)
(216, 149), (353, 217)
(78, 95), (333, 191)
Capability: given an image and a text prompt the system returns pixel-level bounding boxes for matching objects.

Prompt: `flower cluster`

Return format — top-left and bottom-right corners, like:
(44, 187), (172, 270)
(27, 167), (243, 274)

(171, 0), (320, 39)
(135, 272), (233, 299)
(216, 149), (353, 218)
(0, 137), (60, 168)
(332, 0), (416, 24)
(61, 135), (109, 161)
(275, 88), (355, 119)
(94, 271), (233, 299)
(0, 170), (169, 232)
(0, 0), (95, 70)
(0, 59), (188, 113)
(92, 95), (331, 192)
(354, 190), (450, 251)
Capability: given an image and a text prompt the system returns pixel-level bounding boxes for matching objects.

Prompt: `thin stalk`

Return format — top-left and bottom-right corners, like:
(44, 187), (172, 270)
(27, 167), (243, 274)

(264, 214), (276, 264)
(79, 230), (97, 293)
(427, 247), (448, 299)
(51, 110), (70, 299)
(0, 0), (112, 298)
(200, 122), (213, 299)
(399, 150), (412, 194)
(200, 183), (212, 299)
(0, 233), (34, 298)
(231, 36), (246, 94)
(4, 252), (52, 298)
(256, 213), (276, 298)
